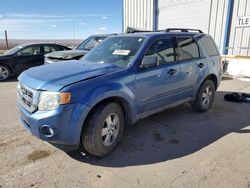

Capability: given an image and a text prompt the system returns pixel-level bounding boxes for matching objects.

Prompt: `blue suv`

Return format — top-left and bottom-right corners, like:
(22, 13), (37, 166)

(17, 29), (222, 157)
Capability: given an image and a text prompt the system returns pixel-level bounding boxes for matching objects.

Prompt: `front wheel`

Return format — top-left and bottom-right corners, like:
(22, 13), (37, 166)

(191, 80), (215, 112)
(82, 103), (124, 157)
(0, 65), (11, 81)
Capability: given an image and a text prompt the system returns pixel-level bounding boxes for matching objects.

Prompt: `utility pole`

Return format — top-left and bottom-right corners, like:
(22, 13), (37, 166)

(72, 18), (75, 47)
(5, 30), (9, 50)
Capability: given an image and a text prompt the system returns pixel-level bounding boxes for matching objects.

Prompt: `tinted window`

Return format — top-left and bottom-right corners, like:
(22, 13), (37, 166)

(177, 38), (200, 60)
(145, 38), (175, 65)
(19, 46), (41, 56)
(59, 46), (68, 50)
(199, 37), (219, 56)
(77, 36), (106, 50)
(43, 45), (62, 53)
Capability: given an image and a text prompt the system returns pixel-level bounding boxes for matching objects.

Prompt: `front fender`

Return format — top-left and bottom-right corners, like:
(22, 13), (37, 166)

(86, 82), (137, 123)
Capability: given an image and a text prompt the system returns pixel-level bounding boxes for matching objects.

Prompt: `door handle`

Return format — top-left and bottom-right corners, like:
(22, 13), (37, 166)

(198, 63), (205, 68)
(167, 69), (177, 75)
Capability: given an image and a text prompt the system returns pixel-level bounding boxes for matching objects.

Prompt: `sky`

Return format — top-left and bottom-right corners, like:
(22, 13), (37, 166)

(0, 0), (122, 39)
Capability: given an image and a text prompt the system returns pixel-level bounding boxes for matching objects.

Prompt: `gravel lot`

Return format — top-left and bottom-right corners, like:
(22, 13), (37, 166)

(0, 78), (250, 188)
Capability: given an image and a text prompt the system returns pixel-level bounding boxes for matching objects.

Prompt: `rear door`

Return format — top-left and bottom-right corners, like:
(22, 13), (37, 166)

(175, 36), (207, 99)
(135, 37), (181, 114)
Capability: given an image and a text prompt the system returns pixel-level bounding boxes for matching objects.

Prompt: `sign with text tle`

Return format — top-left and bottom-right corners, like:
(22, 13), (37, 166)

(237, 16), (250, 27)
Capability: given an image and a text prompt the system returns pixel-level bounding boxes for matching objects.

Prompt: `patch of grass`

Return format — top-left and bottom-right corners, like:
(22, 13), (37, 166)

(27, 149), (52, 161)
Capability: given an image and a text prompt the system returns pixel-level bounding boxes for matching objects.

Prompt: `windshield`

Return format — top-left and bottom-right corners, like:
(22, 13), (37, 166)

(3, 45), (24, 55)
(81, 36), (145, 67)
(77, 36), (107, 50)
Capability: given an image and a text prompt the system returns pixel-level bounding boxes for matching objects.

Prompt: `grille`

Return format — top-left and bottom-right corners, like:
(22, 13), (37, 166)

(18, 84), (38, 113)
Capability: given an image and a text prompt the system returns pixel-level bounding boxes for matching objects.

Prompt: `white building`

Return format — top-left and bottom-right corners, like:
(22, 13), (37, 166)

(123, 0), (250, 56)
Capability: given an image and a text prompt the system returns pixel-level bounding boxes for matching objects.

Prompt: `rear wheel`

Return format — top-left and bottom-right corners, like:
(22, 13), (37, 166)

(0, 65), (11, 81)
(192, 80), (215, 112)
(82, 103), (124, 157)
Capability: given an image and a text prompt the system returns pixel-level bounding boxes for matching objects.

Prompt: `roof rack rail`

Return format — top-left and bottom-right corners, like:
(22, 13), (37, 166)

(165, 28), (203, 33)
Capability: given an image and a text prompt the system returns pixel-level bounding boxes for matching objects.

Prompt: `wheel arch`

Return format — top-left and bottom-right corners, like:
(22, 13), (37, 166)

(204, 74), (218, 89)
(78, 95), (134, 150)
(85, 96), (134, 127)
(0, 63), (13, 75)
(193, 73), (218, 99)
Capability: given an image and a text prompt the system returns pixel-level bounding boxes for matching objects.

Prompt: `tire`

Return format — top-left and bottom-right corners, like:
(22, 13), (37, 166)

(0, 65), (11, 81)
(191, 80), (215, 112)
(82, 102), (124, 157)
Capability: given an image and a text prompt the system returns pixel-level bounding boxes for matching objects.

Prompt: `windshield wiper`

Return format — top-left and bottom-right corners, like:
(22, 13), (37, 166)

(78, 48), (91, 51)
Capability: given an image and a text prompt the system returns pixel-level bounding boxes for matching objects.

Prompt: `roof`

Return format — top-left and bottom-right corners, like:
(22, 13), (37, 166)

(16, 42), (66, 48)
(116, 31), (206, 38)
(90, 33), (118, 37)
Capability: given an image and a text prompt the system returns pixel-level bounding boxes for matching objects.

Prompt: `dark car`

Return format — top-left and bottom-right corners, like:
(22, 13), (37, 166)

(0, 43), (70, 81)
(44, 34), (116, 64)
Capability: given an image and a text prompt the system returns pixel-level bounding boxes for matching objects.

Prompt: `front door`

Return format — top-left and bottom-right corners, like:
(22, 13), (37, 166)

(14, 45), (44, 75)
(135, 37), (180, 114)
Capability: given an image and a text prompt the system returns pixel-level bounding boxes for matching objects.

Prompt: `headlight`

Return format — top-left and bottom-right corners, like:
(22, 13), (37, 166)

(17, 83), (21, 97)
(38, 91), (71, 111)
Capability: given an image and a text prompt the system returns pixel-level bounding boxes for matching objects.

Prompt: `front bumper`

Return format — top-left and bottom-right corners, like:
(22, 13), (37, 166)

(19, 103), (90, 151)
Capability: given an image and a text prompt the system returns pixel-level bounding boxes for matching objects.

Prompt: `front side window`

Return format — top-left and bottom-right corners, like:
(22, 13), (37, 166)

(145, 38), (175, 65)
(177, 38), (200, 60)
(18, 46), (41, 56)
(82, 36), (145, 67)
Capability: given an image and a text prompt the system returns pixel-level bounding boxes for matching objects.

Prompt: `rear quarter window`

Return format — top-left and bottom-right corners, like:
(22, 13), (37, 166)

(199, 37), (219, 57)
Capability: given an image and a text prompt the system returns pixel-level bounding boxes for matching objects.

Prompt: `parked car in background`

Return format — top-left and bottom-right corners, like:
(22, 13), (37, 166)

(44, 34), (116, 64)
(18, 29), (222, 157)
(0, 43), (70, 81)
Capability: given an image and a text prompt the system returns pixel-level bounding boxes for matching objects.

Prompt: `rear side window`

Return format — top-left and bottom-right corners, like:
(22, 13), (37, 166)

(44, 45), (63, 53)
(199, 37), (219, 56)
(145, 38), (176, 65)
(177, 38), (200, 61)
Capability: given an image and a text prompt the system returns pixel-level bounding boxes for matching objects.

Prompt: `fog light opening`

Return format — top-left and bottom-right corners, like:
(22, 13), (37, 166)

(40, 125), (55, 138)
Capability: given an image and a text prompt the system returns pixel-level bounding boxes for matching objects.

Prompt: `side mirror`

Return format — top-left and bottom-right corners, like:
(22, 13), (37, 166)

(15, 52), (22, 57)
(140, 56), (158, 68)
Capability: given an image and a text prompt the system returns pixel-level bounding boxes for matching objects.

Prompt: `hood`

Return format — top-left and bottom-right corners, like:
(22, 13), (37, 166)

(18, 60), (123, 91)
(0, 54), (12, 59)
(45, 50), (89, 60)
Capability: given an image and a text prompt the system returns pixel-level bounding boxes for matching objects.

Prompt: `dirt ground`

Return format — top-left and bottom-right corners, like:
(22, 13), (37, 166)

(0, 78), (250, 188)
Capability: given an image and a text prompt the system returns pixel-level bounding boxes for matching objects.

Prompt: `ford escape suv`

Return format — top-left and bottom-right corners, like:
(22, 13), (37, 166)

(17, 28), (222, 157)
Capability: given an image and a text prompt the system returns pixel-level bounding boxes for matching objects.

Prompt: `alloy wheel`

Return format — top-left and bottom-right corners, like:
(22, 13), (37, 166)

(0, 66), (9, 80)
(201, 86), (213, 108)
(101, 113), (120, 146)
